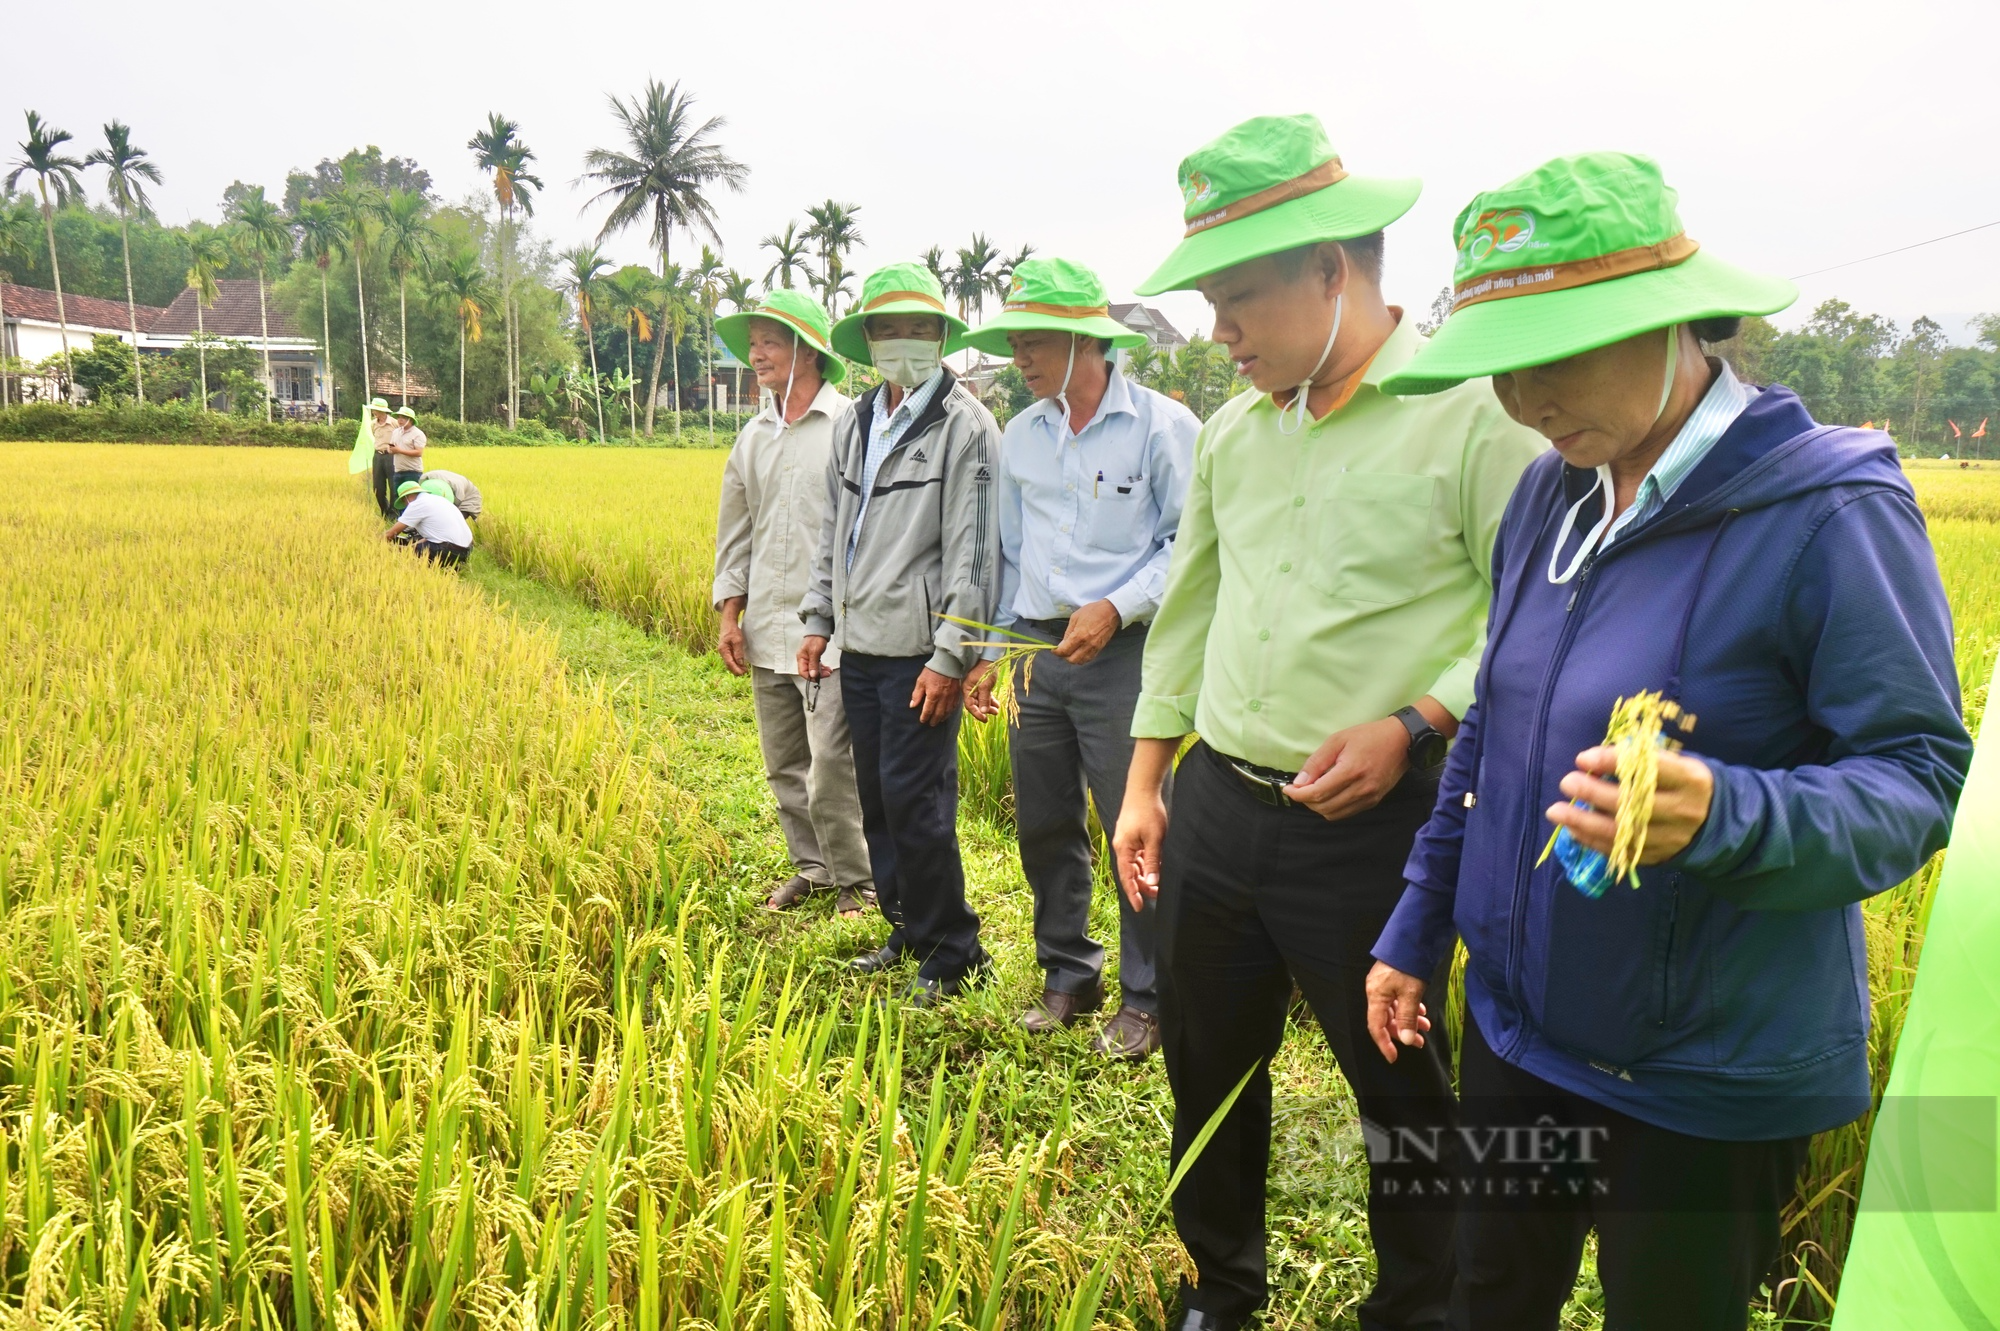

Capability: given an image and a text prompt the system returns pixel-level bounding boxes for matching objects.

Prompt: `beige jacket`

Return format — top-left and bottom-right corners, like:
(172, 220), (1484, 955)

(713, 380), (851, 673)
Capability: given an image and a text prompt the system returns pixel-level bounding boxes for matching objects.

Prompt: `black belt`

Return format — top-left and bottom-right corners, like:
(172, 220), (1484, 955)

(1218, 752), (1301, 807)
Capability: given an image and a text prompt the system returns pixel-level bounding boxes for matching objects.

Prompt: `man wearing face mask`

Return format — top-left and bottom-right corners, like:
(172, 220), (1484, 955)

(799, 262), (1002, 1007)
(959, 257), (1197, 1059)
(713, 288), (875, 921)
(1108, 115), (1545, 1330)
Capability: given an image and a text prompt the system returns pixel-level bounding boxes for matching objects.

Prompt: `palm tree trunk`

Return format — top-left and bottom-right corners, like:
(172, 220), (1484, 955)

(354, 243), (371, 401)
(38, 184), (73, 400)
(459, 315), (467, 425)
(642, 244), (668, 437)
(625, 333), (636, 440)
(705, 304), (714, 441)
(398, 272), (409, 409)
(1, 283), (10, 406)
(501, 204), (515, 428)
(671, 330), (682, 440)
(258, 259), (273, 422)
(319, 268), (334, 420)
(586, 327), (606, 442)
(118, 204), (144, 403)
(195, 300), (208, 411)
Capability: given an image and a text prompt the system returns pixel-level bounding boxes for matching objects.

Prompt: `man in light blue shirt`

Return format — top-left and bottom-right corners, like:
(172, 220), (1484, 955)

(963, 258), (1196, 1059)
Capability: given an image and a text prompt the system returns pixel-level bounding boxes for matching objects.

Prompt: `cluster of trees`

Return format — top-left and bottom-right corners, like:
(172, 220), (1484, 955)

(1722, 303), (2000, 458)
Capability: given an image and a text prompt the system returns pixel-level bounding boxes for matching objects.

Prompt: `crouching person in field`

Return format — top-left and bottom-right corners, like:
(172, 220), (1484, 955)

(420, 469), (482, 522)
(799, 261), (1001, 1008)
(712, 289), (877, 920)
(386, 480), (473, 568)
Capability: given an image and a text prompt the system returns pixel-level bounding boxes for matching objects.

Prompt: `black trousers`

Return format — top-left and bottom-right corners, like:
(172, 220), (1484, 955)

(411, 540), (469, 568)
(1453, 1010), (1809, 1331)
(371, 451), (398, 515)
(839, 653), (982, 981)
(1160, 741), (1457, 1329)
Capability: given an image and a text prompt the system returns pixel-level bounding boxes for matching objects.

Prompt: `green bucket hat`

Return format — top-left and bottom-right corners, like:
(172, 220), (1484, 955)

(960, 258), (1147, 359)
(393, 406), (417, 422)
(829, 262), (969, 366)
(394, 480), (423, 504)
(368, 397), (391, 413)
(1381, 152), (1798, 396)
(418, 478), (453, 501)
(1135, 114), (1421, 296)
(714, 287), (847, 385)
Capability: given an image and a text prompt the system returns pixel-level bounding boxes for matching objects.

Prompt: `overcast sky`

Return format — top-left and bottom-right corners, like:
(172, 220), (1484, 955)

(11, 0), (1996, 344)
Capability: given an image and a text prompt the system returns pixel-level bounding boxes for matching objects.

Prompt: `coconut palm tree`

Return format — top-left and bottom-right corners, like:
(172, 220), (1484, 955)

(329, 183), (384, 403)
(606, 266), (656, 439)
(291, 199), (344, 417)
(693, 245), (726, 438)
(379, 189), (435, 409)
(761, 221), (809, 290)
(226, 185), (292, 421)
(720, 270), (754, 312)
(998, 243), (1037, 284)
(559, 244), (613, 442)
(580, 78), (747, 435)
(656, 263), (695, 438)
(6, 112), (87, 398)
(0, 196), (40, 406)
(802, 201), (863, 314)
(432, 246), (492, 424)
(950, 233), (1001, 326)
(807, 267), (855, 319)
(84, 121), (162, 405)
(183, 225), (232, 411)
(921, 245), (949, 288)
(469, 114), (542, 429)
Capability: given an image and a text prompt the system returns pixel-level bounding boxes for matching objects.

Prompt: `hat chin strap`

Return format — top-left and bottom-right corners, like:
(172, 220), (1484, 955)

(1546, 326), (1683, 585)
(1279, 294), (1343, 436)
(1052, 335), (1079, 443)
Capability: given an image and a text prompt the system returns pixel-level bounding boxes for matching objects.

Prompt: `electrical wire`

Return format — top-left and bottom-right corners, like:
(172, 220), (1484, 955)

(1788, 219), (2000, 281)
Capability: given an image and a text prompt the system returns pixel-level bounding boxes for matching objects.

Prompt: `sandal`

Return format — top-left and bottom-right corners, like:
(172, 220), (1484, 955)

(761, 874), (819, 912)
(834, 884), (876, 919)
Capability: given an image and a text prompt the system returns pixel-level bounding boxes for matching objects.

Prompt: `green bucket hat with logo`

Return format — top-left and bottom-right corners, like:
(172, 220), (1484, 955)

(960, 257), (1147, 359)
(829, 262), (970, 366)
(714, 287), (847, 385)
(393, 406), (417, 422)
(1135, 114), (1421, 296)
(1381, 152), (1798, 396)
(368, 397), (391, 413)
(394, 480), (424, 504)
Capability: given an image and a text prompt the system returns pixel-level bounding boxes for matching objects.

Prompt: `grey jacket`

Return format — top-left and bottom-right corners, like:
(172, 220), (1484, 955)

(800, 368), (1000, 678)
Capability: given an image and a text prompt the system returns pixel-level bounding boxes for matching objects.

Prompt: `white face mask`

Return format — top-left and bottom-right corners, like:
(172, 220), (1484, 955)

(1546, 325), (1682, 585)
(870, 338), (943, 389)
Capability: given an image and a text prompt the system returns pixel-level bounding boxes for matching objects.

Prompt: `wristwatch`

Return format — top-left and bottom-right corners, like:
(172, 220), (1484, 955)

(1392, 706), (1449, 772)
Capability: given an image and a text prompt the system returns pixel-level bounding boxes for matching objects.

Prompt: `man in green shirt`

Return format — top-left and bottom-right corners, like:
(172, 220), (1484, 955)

(1110, 115), (1544, 1331)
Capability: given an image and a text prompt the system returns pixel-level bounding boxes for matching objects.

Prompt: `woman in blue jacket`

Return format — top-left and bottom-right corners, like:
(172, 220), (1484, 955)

(1366, 153), (1971, 1330)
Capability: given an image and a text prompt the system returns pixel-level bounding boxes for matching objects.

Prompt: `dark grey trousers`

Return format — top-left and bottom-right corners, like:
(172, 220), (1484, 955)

(1006, 620), (1163, 1013)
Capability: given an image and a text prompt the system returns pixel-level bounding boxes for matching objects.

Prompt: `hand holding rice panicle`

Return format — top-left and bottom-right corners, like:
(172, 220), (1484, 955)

(1540, 690), (1695, 895)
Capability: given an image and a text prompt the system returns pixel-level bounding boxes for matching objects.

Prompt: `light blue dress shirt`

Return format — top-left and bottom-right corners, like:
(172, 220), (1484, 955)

(1602, 358), (1753, 548)
(847, 367), (947, 569)
(993, 367), (1197, 637)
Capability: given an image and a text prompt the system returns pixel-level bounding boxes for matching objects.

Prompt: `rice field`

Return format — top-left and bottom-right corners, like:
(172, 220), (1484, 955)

(2, 439), (1994, 1328)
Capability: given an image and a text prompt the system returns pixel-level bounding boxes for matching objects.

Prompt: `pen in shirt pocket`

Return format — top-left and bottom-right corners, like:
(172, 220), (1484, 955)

(1095, 469), (1102, 498)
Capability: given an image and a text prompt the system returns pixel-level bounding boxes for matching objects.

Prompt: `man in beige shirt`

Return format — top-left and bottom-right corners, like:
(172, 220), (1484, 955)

(713, 290), (874, 916)
(368, 397), (399, 515)
(386, 406), (427, 481)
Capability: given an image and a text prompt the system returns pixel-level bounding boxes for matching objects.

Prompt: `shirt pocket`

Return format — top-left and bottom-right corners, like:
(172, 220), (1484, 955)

(1305, 471), (1438, 605)
(1086, 479), (1152, 555)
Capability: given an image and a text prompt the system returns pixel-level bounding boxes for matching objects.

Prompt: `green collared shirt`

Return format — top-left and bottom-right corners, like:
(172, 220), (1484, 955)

(1132, 316), (1547, 770)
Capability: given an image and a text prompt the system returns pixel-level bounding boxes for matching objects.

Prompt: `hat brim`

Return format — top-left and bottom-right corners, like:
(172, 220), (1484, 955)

(959, 309), (1149, 359)
(830, 302), (971, 366)
(714, 310), (847, 385)
(1379, 251), (1799, 396)
(1135, 175), (1422, 296)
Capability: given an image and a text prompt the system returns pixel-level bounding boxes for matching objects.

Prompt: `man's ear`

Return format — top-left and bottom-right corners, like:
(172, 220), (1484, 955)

(1320, 242), (1350, 298)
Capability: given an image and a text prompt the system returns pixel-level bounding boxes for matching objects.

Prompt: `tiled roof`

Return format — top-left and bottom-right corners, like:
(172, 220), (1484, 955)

(372, 367), (439, 397)
(1, 281), (165, 333)
(151, 279), (307, 339)
(1108, 302), (1187, 346)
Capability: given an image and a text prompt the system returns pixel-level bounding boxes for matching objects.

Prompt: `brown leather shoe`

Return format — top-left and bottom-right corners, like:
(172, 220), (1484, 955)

(1093, 1005), (1161, 1060)
(1019, 979), (1105, 1033)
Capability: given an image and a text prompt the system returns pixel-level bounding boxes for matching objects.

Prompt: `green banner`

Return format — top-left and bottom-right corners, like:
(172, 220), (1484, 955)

(347, 413), (373, 475)
(1834, 659), (2000, 1329)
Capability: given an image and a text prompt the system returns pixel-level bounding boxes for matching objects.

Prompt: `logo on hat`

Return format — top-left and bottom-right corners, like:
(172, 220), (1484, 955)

(1181, 169), (1218, 208)
(1008, 275), (1026, 298)
(1457, 209), (1538, 271)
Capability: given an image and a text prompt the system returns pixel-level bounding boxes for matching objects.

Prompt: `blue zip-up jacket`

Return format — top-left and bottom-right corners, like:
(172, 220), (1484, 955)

(1373, 385), (1970, 1140)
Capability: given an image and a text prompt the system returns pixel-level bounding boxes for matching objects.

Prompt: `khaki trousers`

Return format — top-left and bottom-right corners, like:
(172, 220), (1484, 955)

(751, 665), (873, 890)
